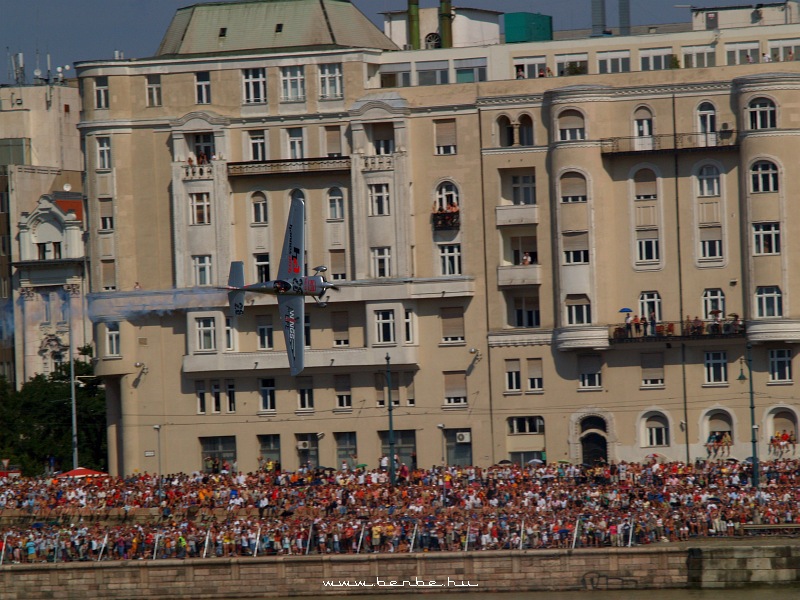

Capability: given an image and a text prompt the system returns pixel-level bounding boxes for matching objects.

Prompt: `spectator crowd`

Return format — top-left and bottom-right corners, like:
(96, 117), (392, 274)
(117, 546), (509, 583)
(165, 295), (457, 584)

(1, 457), (799, 564)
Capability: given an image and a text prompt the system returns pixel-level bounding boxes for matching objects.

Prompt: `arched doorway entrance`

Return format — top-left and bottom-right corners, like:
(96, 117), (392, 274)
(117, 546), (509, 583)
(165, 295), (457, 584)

(581, 432), (607, 465)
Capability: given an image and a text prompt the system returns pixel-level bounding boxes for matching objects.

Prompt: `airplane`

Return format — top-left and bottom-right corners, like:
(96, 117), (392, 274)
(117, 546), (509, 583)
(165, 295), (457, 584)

(222, 196), (337, 375)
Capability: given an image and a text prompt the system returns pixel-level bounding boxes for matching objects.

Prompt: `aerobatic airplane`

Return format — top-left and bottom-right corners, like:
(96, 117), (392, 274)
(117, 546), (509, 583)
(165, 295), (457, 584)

(222, 197), (337, 375)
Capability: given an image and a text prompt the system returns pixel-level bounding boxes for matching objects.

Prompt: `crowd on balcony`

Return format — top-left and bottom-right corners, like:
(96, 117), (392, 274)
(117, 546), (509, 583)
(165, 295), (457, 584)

(1, 455), (800, 563)
(614, 312), (744, 340)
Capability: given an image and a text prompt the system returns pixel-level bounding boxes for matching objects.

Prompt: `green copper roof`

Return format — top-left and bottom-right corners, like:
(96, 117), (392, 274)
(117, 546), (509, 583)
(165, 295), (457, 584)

(156, 0), (398, 56)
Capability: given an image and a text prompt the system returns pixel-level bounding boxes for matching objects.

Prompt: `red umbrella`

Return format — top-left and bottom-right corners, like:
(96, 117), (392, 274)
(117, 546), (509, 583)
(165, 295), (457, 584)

(57, 467), (109, 479)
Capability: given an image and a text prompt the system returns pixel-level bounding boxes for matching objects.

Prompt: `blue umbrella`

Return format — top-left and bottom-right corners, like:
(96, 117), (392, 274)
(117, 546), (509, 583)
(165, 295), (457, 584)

(619, 308), (633, 313)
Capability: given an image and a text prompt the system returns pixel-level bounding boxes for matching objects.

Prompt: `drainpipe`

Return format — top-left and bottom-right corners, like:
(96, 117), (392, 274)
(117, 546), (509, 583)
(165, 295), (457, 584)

(439, 0), (453, 49)
(408, 0), (420, 50)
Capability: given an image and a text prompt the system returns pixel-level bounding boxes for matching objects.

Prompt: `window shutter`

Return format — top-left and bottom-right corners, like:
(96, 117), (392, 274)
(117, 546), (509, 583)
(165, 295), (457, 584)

(700, 226), (722, 241)
(441, 307), (464, 339)
(634, 107), (653, 120)
(435, 120), (457, 147)
(578, 354), (602, 374)
(380, 63), (411, 73)
(332, 311), (349, 342)
(559, 110), (584, 129)
(99, 199), (113, 218)
(325, 126), (342, 155)
(329, 250), (345, 273)
(444, 371), (467, 398)
(565, 294), (589, 306)
(334, 374), (350, 392)
(405, 372), (415, 402)
(527, 358), (543, 378)
(505, 359), (520, 371)
(641, 352), (665, 380)
(562, 231), (588, 250)
(560, 172), (587, 196)
(636, 228), (658, 240)
(634, 169), (657, 196)
(101, 261), (116, 288)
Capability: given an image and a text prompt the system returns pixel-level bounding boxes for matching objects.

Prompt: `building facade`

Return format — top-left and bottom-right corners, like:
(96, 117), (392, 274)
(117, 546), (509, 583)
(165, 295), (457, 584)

(78, 0), (800, 475)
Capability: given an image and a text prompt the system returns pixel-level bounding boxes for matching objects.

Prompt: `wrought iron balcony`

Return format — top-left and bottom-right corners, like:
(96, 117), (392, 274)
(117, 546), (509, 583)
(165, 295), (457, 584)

(432, 210), (460, 230)
(608, 319), (746, 344)
(227, 156), (351, 177)
(600, 131), (738, 155)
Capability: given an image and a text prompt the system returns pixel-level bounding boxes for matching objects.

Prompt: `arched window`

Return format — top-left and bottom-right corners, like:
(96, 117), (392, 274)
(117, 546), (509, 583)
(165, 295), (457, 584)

(291, 189), (305, 202)
(756, 286), (783, 317)
(634, 168), (657, 200)
(643, 412), (669, 447)
(702, 289), (725, 320)
(424, 32), (442, 49)
(697, 101), (717, 146)
(251, 191), (267, 224)
(706, 409), (733, 443)
(519, 114), (534, 146)
(580, 415), (607, 433)
(327, 187), (344, 220)
(770, 409), (797, 438)
(558, 110), (585, 141)
(634, 107), (653, 136)
(748, 97), (777, 130)
(497, 116), (513, 147)
(698, 165), (720, 197)
(639, 291), (662, 321)
(750, 160), (779, 193)
(560, 171), (587, 203)
(434, 181), (460, 211)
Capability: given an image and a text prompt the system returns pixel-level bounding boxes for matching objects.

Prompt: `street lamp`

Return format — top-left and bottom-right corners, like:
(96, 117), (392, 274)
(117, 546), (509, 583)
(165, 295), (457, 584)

(153, 425), (162, 496)
(437, 423), (446, 465)
(737, 343), (759, 488)
(385, 353), (396, 486)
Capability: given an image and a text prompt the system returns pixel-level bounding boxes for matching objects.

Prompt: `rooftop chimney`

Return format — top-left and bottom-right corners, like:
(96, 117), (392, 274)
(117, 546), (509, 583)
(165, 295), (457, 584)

(439, 0), (453, 48)
(619, 0), (631, 36)
(408, 0), (420, 50)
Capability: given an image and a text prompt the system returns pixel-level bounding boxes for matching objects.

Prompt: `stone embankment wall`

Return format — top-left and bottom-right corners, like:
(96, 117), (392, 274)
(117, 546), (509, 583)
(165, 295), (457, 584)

(1, 544), (799, 599)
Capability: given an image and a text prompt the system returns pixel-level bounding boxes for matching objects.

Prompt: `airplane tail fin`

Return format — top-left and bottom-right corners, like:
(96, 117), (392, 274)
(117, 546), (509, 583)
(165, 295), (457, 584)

(228, 261), (245, 316)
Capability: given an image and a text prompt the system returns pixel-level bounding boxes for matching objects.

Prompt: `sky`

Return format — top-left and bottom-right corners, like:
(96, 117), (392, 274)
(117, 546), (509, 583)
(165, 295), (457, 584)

(0, 0), (768, 84)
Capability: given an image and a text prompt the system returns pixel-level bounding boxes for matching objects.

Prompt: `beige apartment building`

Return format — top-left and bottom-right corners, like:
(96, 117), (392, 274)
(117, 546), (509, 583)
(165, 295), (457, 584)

(77, 0), (800, 476)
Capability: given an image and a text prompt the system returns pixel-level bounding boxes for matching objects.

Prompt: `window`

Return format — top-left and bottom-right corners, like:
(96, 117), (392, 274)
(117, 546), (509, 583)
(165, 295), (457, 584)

(769, 38), (800, 62)
(726, 41), (759, 65)
(319, 63), (343, 99)
(94, 76), (109, 109)
(441, 307), (465, 342)
(639, 291), (662, 322)
(505, 359), (521, 392)
(249, 130), (266, 161)
(641, 48), (674, 71)
(753, 222), (780, 255)
(332, 311), (349, 346)
(563, 232), (589, 264)
(636, 232), (660, 263)
(371, 247), (391, 278)
(702, 289), (725, 320)
(99, 200), (114, 230)
(704, 351), (727, 384)
(210, 382), (222, 413)
(297, 377), (314, 411)
(444, 371), (467, 406)
(287, 128), (304, 159)
(634, 107), (654, 143)
(195, 71), (211, 104)
(417, 60), (449, 86)
(327, 188), (344, 220)
(683, 45), (716, 68)
(196, 317), (216, 351)
(512, 295), (540, 328)
(566, 295), (591, 325)
(512, 175), (536, 205)
(699, 227), (723, 260)
(329, 249), (346, 281)
(371, 123), (394, 155)
(196, 381), (207, 414)
(380, 63), (411, 88)
(518, 115), (534, 146)
(304, 314), (311, 348)
(641, 353), (665, 387)
(242, 68), (267, 104)
(756, 286), (783, 317)
(145, 74), (162, 107)
(516, 56), (546, 79)
(558, 110), (586, 141)
(434, 181), (459, 211)
(226, 381), (236, 412)
(334, 375), (352, 409)
(225, 317), (235, 351)
(368, 183), (390, 216)
(257, 316), (273, 350)
(598, 50), (631, 73)
(280, 66), (305, 101)
(97, 137), (112, 170)
(404, 309), (415, 344)
(750, 160), (779, 192)
(375, 309), (396, 344)
(259, 378), (276, 411)
(254, 253), (270, 282)
(697, 102), (717, 144)
(497, 116), (514, 147)
(560, 172), (587, 202)
(190, 192), (211, 225)
(634, 169), (657, 200)
(106, 322), (120, 356)
(527, 358), (544, 391)
(325, 126), (342, 157)
(439, 244), (462, 276)
(434, 119), (457, 155)
(698, 165), (720, 197)
(645, 413), (669, 446)
(508, 416), (544, 435)
(556, 53), (588, 76)
(454, 57), (486, 82)
(769, 349), (792, 383)
(192, 132), (215, 159)
(578, 354), (602, 388)
(251, 192), (268, 224)
(193, 255), (212, 286)
(749, 97), (776, 130)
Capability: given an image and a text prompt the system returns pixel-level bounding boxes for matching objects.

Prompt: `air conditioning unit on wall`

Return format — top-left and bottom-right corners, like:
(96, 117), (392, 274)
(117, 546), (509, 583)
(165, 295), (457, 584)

(296, 441), (310, 450)
(456, 431), (471, 444)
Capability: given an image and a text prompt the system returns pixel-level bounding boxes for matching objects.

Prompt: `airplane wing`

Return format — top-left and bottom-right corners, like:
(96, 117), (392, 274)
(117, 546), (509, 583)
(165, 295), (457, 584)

(279, 294), (305, 376)
(227, 261), (246, 316)
(277, 196), (304, 282)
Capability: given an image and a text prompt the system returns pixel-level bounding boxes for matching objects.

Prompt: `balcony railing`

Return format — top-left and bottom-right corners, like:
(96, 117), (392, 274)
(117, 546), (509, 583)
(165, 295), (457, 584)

(181, 163), (214, 180)
(496, 203), (538, 225)
(609, 319), (745, 344)
(361, 155), (394, 171)
(600, 131), (738, 155)
(432, 210), (460, 230)
(227, 156), (351, 176)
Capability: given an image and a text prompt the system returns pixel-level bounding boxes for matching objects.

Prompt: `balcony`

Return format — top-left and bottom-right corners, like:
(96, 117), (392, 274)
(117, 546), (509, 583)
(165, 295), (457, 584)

(554, 326), (610, 351)
(227, 157), (351, 177)
(497, 264), (541, 286)
(746, 320), (800, 344)
(608, 319), (746, 344)
(496, 203), (538, 226)
(600, 131), (739, 155)
(432, 210), (460, 230)
(361, 155), (394, 172)
(181, 163), (215, 180)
